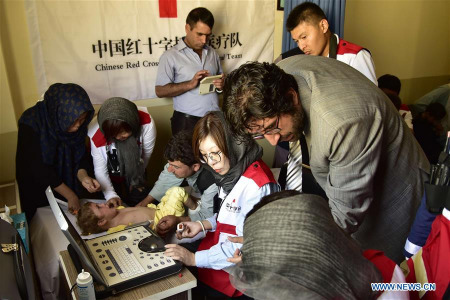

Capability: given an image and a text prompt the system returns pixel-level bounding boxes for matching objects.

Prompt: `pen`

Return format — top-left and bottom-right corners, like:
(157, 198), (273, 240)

(440, 165), (449, 186)
(430, 164), (437, 184)
(435, 164), (443, 186)
(445, 131), (450, 154)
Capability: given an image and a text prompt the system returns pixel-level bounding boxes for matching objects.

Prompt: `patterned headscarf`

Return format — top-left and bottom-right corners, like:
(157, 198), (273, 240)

(229, 193), (382, 300)
(19, 83), (94, 190)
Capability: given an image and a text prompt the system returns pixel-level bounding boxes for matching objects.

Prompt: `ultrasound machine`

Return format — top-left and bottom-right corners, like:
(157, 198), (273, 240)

(46, 187), (183, 295)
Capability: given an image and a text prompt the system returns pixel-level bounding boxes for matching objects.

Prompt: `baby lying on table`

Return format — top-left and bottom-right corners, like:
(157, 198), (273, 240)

(77, 187), (196, 235)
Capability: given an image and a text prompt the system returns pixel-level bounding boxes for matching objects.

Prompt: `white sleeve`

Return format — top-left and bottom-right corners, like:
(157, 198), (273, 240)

(140, 110), (157, 168)
(403, 111), (413, 130)
(195, 182), (280, 270)
(235, 182), (279, 236)
(351, 50), (378, 86)
(90, 139), (119, 201)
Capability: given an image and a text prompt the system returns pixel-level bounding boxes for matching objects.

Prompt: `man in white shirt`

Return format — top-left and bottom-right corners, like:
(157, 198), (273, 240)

(286, 2), (377, 85)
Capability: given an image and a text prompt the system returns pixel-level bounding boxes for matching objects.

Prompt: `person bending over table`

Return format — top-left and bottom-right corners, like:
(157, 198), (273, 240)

(228, 190), (409, 300)
(163, 111), (279, 298)
(88, 97), (156, 207)
(222, 58), (429, 264)
(16, 83), (100, 221)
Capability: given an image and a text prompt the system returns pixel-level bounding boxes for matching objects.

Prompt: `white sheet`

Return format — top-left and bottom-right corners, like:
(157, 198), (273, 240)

(31, 206), (69, 300)
(30, 199), (107, 299)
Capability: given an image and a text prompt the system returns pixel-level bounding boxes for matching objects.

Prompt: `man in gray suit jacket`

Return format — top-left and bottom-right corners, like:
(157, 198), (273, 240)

(222, 56), (429, 263)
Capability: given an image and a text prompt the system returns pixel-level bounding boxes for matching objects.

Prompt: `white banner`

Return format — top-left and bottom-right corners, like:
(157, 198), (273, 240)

(25, 0), (274, 104)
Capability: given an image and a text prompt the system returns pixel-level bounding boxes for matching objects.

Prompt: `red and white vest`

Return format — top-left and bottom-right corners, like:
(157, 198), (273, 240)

(198, 160), (276, 297)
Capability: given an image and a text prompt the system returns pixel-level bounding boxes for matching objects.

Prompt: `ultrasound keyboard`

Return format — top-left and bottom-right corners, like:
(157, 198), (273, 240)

(106, 246), (145, 279)
(85, 225), (180, 286)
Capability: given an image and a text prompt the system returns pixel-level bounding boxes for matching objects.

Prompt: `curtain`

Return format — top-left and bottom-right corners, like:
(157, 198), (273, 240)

(282, 0), (346, 53)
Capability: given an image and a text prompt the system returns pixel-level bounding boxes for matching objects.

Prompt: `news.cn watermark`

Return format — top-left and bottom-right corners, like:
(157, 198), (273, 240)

(371, 283), (436, 292)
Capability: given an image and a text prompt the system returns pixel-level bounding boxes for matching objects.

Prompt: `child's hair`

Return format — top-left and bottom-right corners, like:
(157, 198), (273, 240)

(77, 202), (106, 235)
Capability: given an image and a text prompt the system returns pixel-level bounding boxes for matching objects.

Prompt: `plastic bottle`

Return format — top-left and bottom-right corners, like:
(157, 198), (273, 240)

(76, 269), (96, 300)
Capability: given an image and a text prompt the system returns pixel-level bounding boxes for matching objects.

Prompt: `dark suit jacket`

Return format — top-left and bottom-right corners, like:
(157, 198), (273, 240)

(278, 56), (430, 263)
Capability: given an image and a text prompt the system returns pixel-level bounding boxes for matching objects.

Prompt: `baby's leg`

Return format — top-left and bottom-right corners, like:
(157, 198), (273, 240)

(184, 195), (198, 210)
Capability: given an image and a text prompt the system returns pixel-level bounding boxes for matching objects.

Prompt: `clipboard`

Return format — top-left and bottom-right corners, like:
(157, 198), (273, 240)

(199, 75), (222, 95)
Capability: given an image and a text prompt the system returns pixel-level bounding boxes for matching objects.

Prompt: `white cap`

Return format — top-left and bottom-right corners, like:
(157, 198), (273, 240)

(77, 269), (92, 284)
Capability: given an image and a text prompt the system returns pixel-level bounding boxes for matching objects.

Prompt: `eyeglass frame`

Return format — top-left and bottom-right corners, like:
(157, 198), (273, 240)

(249, 115), (281, 140)
(200, 151), (223, 163)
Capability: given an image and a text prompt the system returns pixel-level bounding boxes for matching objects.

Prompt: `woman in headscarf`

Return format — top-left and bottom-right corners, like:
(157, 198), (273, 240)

(16, 83), (98, 221)
(164, 111), (279, 298)
(228, 191), (409, 300)
(88, 97), (156, 207)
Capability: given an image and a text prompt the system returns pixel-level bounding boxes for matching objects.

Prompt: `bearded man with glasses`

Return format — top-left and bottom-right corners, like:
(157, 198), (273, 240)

(222, 56), (429, 264)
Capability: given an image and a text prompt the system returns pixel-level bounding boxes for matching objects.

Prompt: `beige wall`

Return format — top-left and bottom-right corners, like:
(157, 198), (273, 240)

(0, 0), (37, 184)
(1, 0), (39, 118)
(345, 0), (450, 103)
(1, 0), (449, 186)
(274, 7), (284, 59)
(0, 44), (17, 134)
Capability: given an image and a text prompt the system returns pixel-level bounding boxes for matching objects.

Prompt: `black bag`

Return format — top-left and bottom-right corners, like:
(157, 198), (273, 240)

(425, 182), (450, 213)
(0, 219), (36, 300)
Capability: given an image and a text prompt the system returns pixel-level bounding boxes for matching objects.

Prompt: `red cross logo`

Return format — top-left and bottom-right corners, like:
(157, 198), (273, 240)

(159, 0), (177, 18)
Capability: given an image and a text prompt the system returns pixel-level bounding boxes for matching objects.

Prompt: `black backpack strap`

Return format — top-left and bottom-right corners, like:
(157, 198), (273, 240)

(329, 33), (338, 59)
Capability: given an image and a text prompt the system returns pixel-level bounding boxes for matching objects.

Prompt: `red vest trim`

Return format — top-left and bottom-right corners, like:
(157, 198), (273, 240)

(91, 110), (150, 148)
(92, 129), (107, 148)
(337, 39), (364, 55)
(422, 215), (450, 299)
(138, 110), (151, 124)
(400, 104), (410, 111)
(363, 249), (396, 284)
(216, 222), (237, 236)
(242, 159), (276, 188)
(196, 160), (275, 297)
(197, 221), (242, 297)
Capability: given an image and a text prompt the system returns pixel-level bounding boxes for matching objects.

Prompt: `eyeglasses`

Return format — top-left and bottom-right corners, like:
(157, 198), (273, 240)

(250, 115), (281, 140)
(200, 151), (222, 163)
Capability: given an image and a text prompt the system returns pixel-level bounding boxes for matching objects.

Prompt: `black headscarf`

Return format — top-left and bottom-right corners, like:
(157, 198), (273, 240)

(202, 111), (263, 194)
(18, 83), (94, 190)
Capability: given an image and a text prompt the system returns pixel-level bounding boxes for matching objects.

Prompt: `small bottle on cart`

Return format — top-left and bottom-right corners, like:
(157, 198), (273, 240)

(76, 269), (96, 300)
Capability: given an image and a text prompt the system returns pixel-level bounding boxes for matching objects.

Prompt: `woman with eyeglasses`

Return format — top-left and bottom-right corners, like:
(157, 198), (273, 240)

(164, 111), (279, 298)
